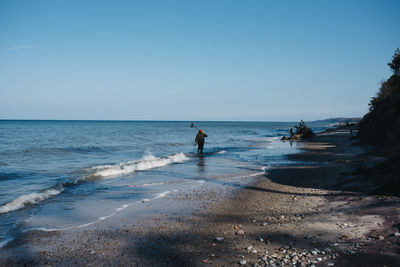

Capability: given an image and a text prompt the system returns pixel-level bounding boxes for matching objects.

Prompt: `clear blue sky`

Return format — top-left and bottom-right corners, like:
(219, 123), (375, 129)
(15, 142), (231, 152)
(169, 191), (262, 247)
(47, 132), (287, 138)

(1, 0), (399, 121)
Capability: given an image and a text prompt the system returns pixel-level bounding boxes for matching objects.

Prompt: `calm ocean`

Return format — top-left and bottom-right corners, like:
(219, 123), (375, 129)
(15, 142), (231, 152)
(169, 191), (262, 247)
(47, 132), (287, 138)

(0, 120), (331, 247)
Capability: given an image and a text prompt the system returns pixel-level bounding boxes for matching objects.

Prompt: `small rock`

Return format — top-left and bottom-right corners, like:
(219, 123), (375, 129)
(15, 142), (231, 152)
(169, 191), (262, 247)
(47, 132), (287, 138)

(311, 250), (318, 256)
(327, 263), (334, 266)
(379, 235), (385, 240)
(262, 222), (268, 226)
(90, 250), (96, 255)
(216, 237), (224, 242)
(236, 229), (245, 235)
(247, 245), (253, 250)
(394, 232), (400, 237)
(258, 237), (264, 242)
(251, 249), (257, 254)
(239, 259), (247, 265)
(316, 257), (322, 262)
(305, 235), (312, 240)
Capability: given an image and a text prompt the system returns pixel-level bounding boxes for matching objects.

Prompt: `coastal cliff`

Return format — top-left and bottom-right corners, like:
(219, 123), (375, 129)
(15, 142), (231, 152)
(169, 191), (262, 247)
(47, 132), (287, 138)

(357, 49), (400, 195)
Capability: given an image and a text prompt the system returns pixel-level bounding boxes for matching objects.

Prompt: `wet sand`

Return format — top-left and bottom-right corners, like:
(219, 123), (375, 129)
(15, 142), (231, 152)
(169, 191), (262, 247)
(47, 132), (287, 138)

(1, 128), (400, 266)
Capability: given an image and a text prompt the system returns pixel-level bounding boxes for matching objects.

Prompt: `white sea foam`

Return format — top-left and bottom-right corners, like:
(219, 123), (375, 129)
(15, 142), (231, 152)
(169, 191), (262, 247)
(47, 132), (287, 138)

(216, 150), (227, 154)
(153, 191), (170, 199)
(98, 213), (115, 221)
(142, 182), (166, 187)
(229, 171), (267, 180)
(0, 237), (15, 248)
(90, 152), (189, 178)
(261, 166), (270, 172)
(0, 188), (63, 214)
(116, 203), (132, 212)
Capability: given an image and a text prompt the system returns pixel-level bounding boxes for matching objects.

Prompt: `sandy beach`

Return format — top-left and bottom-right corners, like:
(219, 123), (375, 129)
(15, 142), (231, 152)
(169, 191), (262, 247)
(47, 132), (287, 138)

(1, 127), (399, 266)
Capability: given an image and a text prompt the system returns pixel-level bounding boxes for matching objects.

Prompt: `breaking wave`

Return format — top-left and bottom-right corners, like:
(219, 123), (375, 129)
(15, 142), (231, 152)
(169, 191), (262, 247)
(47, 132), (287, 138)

(0, 187), (64, 214)
(89, 152), (189, 178)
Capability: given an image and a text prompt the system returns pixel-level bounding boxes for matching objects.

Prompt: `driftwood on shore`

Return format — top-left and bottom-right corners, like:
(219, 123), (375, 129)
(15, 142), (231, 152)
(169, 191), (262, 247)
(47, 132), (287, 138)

(281, 120), (315, 141)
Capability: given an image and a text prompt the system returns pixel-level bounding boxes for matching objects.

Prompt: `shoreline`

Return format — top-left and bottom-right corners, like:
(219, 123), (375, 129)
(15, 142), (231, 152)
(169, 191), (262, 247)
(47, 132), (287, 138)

(1, 127), (400, 266)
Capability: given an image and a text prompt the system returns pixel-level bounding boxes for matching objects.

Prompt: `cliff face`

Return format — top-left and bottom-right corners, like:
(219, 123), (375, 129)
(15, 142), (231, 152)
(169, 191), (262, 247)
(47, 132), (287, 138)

(357, 75), (400, 151)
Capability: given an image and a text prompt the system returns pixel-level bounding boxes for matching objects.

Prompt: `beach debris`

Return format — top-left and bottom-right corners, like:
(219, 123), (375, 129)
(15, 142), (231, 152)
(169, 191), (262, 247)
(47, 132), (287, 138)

(281, 120), (315, 141)
(394, 232), (400, 237)
(379, 235), (385, 240)
(258, 237), (264, 242)
(247, 245), (253, 251)
(239, 259), (247, 265)
(262, 222), (268, 226)
(216, 237), (224, 242)
(202, 259), (210, 264)
(90, 250), (96, 255)
(327, 263), (335, 266)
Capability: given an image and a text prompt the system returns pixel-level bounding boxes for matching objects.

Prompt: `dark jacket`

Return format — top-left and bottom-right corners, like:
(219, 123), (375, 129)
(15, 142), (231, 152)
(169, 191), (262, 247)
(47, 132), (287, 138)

(195, 132), (208, 145)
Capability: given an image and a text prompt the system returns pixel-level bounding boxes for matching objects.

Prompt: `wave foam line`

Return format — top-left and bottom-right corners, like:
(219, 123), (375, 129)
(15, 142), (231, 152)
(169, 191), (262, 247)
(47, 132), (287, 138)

(90, 152), (189, 178)
(22, 190), (176, 233)
(0, 187), (64, 215)
(22, 212), (117, 233)
(228, 167), (269, 180)
(0, 237), (15, 248)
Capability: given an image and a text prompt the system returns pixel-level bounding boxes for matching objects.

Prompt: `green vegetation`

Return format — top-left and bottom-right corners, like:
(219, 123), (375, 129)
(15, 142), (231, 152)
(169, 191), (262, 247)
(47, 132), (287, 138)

(358, 48), (400, 147)
(357, 48), (400, 195)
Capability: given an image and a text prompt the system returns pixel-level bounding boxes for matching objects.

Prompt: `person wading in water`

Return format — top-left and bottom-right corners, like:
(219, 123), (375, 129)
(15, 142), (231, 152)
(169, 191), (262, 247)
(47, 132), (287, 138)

(195, 129), (208, 154)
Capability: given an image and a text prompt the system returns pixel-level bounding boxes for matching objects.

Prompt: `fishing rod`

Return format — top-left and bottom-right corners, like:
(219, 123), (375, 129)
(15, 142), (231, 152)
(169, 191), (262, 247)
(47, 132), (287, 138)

(190, 122), (200, 131)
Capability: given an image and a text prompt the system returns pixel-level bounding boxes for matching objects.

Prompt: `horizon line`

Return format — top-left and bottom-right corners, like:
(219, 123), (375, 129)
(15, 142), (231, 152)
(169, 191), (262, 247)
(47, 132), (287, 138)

(0, 117), (362, 123)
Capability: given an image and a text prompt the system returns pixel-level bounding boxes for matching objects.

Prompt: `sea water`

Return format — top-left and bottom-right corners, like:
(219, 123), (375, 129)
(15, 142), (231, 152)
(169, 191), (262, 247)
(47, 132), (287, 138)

(0, 120), (332, 247)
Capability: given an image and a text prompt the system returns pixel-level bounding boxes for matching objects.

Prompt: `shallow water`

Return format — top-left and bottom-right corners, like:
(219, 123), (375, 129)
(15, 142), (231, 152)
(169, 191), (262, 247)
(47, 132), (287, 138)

(0, 120), (332, 247)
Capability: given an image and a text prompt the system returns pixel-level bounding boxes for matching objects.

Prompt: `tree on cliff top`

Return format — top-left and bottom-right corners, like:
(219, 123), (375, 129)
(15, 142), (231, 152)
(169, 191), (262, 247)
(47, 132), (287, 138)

(387, 48), (400, 76)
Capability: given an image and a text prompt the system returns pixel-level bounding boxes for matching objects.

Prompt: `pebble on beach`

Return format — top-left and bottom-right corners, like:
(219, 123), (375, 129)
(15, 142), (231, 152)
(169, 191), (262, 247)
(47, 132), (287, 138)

(236, 229), (245, 235)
